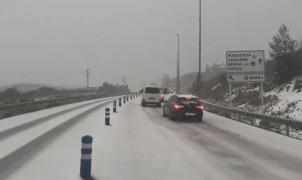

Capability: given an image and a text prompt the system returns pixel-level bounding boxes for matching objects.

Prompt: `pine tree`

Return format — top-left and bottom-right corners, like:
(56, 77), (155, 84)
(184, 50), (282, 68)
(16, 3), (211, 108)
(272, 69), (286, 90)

(269, 24), (297, 58)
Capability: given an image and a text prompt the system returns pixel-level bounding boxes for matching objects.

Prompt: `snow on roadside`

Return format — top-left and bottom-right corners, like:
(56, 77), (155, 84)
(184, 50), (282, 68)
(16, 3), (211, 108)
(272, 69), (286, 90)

(265, 79), (302, 120)
(0, 97), (113, 132)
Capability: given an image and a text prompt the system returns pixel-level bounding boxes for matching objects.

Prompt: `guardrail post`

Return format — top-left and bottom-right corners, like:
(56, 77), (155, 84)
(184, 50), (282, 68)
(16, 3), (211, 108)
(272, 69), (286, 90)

(286, 125), (290, 136)
(119, 98), (122, 107)
(250, 118), (254, 126)
(105, 108), (110, 126)
(80, 135), (93, 179)
(113, 101), (117, 113)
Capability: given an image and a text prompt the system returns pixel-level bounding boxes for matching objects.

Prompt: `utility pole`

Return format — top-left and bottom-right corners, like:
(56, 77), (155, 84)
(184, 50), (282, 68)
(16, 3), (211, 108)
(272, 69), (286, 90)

(143, 73), (146, 88)
(86, 68), (90, 88)
(197, 0), (202, 98)
(176, 33), (180, 94)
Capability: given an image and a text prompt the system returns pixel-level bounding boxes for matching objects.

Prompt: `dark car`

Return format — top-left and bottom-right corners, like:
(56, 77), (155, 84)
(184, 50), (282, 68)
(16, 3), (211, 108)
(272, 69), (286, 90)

(162, 94), (204, 122)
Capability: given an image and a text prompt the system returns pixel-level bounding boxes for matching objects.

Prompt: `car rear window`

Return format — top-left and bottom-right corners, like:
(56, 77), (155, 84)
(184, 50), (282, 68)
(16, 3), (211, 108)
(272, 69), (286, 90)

(145, 87), (160, 94)
(178, 97), (199, 103)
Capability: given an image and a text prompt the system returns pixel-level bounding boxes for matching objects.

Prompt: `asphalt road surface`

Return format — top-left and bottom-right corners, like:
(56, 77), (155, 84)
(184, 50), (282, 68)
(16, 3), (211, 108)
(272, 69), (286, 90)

(4, 99), (302, 180)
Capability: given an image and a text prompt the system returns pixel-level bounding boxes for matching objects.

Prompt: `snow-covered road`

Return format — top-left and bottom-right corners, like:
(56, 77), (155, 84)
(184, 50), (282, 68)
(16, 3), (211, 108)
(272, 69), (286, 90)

(2, 98), (302, 180)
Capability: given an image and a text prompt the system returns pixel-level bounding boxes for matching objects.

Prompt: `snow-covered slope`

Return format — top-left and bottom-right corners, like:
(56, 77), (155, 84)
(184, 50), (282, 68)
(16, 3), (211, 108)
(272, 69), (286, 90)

(266, 80), (302, 120)
(217, 79), (302, 121)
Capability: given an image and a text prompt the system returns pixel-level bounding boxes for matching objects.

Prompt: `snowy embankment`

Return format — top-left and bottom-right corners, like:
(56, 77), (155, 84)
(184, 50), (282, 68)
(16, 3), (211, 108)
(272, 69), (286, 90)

(212, 79), (302, 139)
(266, 80), (302, 120)
(223, 79), (302, 121)
(0, 96), (118, 179)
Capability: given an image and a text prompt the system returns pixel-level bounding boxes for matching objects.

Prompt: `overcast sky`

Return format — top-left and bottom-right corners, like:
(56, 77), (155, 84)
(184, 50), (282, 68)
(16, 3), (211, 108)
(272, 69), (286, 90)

(0, 0), (302, 90)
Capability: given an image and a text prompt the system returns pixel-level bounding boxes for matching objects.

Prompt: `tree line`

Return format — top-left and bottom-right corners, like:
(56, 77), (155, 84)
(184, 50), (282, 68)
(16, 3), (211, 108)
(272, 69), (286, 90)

(0, 82), (130, 104)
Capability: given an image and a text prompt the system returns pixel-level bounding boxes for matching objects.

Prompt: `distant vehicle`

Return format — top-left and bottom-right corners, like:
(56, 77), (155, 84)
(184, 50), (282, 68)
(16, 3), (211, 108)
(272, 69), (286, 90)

(163, 94), (204, 122)
(168, 88), (175, 93)
(159, 88), (169, 102)
(162, 88), (169, 94)
(141, 86), (161, 107)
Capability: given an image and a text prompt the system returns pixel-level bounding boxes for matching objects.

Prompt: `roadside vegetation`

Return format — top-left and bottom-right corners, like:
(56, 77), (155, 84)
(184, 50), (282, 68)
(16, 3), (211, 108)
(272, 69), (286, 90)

(0, 82), (130, 105)
(191, 24), (302, 105)
(0, 82), (130, 119)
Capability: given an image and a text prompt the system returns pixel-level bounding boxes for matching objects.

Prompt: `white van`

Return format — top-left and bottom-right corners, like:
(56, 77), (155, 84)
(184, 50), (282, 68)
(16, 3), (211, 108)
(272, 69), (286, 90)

(141, 86), (161, 107)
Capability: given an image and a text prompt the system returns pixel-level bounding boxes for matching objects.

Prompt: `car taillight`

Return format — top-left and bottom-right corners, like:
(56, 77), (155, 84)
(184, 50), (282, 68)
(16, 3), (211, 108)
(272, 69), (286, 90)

(195, 105), (205, 110)
(174, 103), (184, 109)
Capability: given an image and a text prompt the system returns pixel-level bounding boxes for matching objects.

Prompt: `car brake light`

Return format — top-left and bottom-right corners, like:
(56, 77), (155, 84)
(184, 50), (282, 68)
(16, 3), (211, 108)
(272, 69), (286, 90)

(174, 103), (184, 109)
(195, 105), (205, 110)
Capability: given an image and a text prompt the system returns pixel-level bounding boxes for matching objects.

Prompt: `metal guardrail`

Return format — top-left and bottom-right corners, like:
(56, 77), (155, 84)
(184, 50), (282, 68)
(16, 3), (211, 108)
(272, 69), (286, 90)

(0, 93), (106, 119)
(200, 100), (302, 138)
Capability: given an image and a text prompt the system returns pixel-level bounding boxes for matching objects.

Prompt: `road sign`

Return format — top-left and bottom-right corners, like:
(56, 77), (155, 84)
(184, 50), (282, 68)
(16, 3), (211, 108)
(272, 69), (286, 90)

(226, 50), (265, 74)
(227, 74), (265, 82)
(226, 50), (265, 110)
(226, 50), (265, 82)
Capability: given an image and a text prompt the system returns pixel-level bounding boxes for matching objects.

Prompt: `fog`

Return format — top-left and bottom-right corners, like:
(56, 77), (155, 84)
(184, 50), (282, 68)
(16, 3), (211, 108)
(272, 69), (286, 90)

(0, 0), (301, 90)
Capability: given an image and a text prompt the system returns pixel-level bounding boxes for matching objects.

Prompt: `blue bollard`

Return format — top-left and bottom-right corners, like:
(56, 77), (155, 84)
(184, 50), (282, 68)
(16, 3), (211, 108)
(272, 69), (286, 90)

(105, 108), (110, 126)
(123, 96), (126, 103)
(80, 135), (93, 179)
(119, 98), (122, 107)
(113, 101), (117, 113)
(127, 95), (129, 101)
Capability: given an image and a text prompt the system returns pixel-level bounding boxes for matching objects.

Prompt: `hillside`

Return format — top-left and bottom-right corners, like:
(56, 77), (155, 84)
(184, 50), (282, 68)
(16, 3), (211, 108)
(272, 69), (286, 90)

(265, 79), (302, 119)
(219, 79), (302, 121)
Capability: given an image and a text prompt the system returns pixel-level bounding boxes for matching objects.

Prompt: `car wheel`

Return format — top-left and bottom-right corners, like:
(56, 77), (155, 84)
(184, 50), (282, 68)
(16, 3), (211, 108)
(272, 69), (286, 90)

(197, 116), (203, 122)
(158, 103), (161, 108)
(169, 112), (175, 121)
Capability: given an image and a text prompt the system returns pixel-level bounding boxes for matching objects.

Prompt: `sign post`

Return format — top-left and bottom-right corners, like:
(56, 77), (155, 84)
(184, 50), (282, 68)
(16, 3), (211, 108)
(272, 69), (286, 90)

(260, 82), (264, 112)
(226, 50), (265, 111)
(229, 83), (232, 106)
